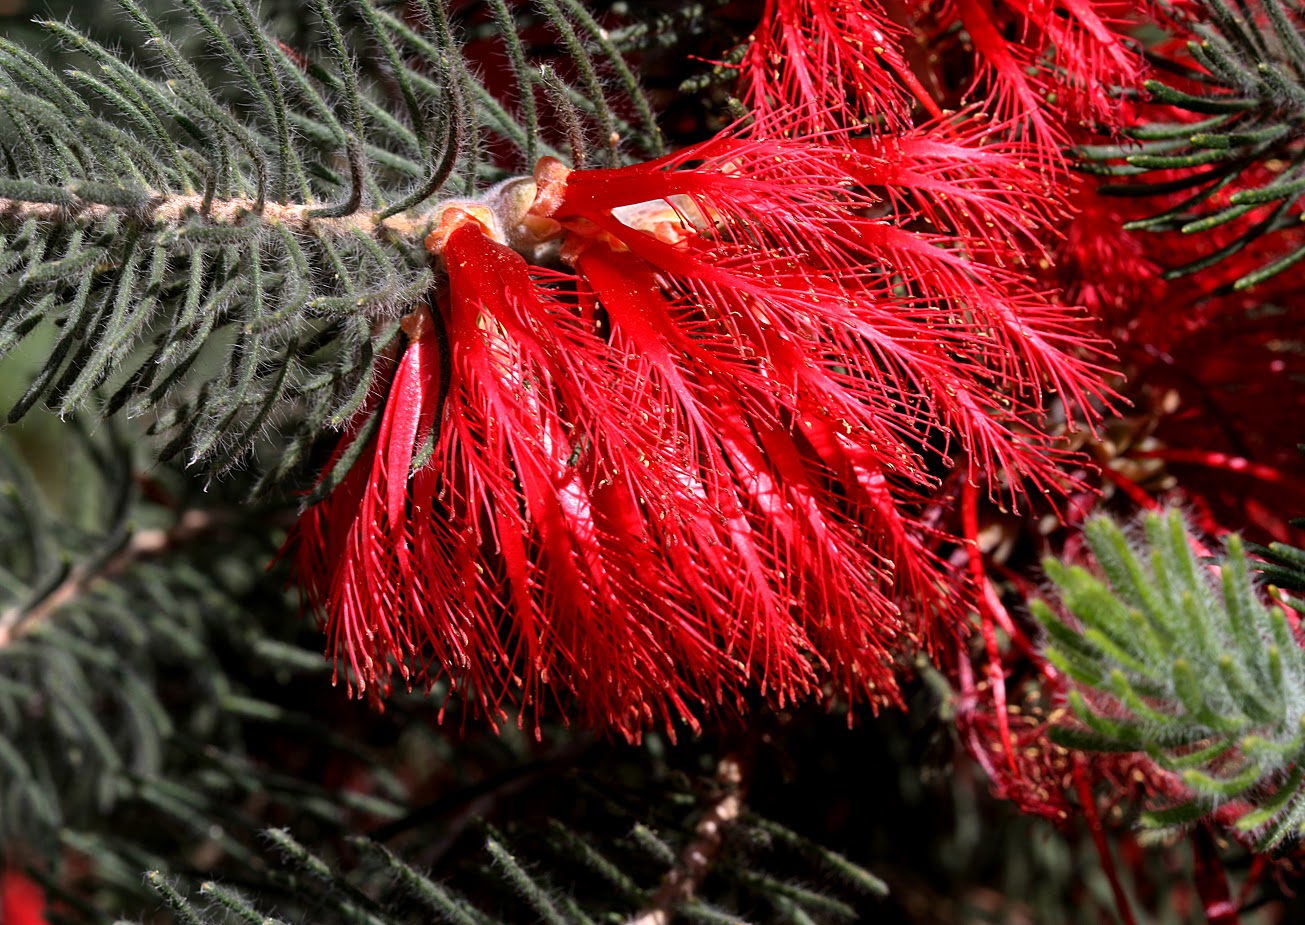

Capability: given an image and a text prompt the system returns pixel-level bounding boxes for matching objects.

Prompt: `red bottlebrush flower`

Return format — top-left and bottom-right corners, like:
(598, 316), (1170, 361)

(285, 121), (1114, 740)
(738, 0), (1141, 150)
(1, 868), (48, 925)
(737, 0), (943, 134)
(288, 306), (445, 695)
(943, 0), (1142, 137)
(848, 119), (1063, 255)
(1056, 182), (1165, 320)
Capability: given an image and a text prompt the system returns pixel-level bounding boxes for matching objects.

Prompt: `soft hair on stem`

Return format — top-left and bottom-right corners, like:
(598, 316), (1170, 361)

(0, 193), (432, 246)
(538, 65), (588, 168)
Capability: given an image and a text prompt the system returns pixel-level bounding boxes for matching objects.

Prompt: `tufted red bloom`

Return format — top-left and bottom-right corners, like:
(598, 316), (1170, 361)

(941, 0), (1142, 138)
(284, 122), (1113, 740)
(739, 0), (1142, 154)
(1, 869), (47, 925)
(737, 0), (942, 134)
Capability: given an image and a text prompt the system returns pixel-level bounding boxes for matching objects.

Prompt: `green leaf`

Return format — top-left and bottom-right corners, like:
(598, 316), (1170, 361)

(1039, 508), (1305, 843)
(1084, 7), (1305, 287)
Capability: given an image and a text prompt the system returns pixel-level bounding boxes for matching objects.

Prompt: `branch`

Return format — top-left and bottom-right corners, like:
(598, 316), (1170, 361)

(0, 193), (431, 247)
(625, 755), (745, 925)
(0, 507), (235, 647)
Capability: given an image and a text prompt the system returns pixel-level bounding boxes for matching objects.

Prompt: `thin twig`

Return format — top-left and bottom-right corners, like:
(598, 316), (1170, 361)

(0, 508), (232, 647)
(0, 194), (433, 246)
(625, 755), (745, 925)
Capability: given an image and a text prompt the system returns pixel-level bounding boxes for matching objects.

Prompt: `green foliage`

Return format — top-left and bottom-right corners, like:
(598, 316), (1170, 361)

(134, 800), (887, 925)
(0, 418), (415, 912)
(0, 421), (890, 925)
(1035, 509), (1305, 849)
(1246, 506), (1305, 604)
(1080, 0), (1305, 290)
(0, 0), (662, 486)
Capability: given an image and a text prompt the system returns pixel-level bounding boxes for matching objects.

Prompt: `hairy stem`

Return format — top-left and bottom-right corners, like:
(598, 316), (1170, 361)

(0, 193), (433, 247)
(625, 755), (745, 925)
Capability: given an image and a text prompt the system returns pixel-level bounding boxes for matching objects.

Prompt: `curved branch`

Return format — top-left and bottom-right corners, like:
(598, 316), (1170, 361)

(0, 508), (234, 647)
(625, 755), (745, 925)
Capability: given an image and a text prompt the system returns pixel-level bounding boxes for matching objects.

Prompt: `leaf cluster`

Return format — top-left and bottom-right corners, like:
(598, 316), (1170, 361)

(0, 417), (890, 925)
(0, 420), (418, 910)
(0, 0), (663, 487)
(1246, 507), (1305, 605)
(140, 794), (887, 925)
(1034, 509), (1305, 849)
(1081, 0), (1305, 291)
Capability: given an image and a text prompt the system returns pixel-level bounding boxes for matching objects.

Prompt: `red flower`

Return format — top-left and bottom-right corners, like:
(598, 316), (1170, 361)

(944, 0), (1141, 135)
(1, 869), (48, 925)
(737, 0), (1142, 151)
(737, 0), (943, 134)
(285, 123), (1112, 740)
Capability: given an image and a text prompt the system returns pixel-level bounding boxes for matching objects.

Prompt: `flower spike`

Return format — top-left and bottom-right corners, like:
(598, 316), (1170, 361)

(286, 303), (444, 698)
(285, 115), (1114, 740)
(738, 0), (944, 135)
